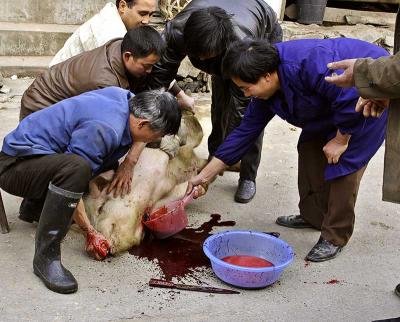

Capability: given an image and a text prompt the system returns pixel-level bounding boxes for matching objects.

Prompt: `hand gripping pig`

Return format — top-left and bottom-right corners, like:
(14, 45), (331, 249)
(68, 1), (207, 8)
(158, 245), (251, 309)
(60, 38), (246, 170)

(81, 112), (207, 258)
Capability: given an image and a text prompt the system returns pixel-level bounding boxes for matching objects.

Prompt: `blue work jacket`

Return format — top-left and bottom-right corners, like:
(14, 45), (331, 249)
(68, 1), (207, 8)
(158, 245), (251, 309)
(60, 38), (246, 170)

(2, 87), (133, 175)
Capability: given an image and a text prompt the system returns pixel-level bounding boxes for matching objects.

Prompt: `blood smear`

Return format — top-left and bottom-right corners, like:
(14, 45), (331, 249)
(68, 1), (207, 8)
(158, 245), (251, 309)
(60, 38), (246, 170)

(222, 255), (274, 268)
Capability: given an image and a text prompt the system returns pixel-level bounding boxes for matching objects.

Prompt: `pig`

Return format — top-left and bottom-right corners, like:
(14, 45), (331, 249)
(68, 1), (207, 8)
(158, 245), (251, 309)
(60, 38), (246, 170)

(83, 112), (207, 255)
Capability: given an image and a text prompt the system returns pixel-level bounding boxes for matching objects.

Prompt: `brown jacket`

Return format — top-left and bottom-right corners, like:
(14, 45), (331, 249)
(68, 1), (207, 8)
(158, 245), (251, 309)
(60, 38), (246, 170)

(353, 9), (400, 203)
(20, 38), (129, 120)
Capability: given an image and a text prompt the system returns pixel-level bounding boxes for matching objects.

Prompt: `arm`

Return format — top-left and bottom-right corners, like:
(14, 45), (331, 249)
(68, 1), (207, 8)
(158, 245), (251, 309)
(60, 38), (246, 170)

(214, 98), (275, 166)
(186, 98), (275, 198)
(186, 157), (227, 198)
(146, 27), (187, 90)
(322, 129), (351, 164)
(107, 141), (146, 198)
(354, 53), (400, 99)
(72, 200), (110, 260)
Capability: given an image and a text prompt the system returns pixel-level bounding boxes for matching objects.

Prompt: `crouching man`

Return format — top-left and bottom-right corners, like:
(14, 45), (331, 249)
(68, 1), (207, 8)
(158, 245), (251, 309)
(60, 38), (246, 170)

(0, 87), (181, 294)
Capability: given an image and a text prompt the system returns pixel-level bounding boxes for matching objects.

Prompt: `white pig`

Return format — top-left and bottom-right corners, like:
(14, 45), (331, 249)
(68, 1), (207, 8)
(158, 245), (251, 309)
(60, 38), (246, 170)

(83, 112), (206, 254)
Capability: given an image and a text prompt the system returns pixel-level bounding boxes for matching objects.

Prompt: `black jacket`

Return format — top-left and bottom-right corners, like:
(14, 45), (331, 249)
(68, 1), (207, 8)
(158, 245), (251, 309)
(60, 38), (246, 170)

(148, 0), (281, 91)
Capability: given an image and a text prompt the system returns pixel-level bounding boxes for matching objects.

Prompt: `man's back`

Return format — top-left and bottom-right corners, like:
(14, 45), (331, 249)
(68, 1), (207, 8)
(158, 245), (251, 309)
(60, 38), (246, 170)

(20, 39), (128, 120)
(9, 87), (132, 173)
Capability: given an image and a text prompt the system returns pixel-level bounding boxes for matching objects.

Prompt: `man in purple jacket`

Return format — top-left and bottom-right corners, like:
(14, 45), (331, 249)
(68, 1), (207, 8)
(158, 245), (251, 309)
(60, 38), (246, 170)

(187, 38), (388, 262)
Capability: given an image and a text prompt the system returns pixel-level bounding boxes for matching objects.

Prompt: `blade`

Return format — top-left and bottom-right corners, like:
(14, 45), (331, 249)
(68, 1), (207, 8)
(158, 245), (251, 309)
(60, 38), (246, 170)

(174, 283), (240, 294)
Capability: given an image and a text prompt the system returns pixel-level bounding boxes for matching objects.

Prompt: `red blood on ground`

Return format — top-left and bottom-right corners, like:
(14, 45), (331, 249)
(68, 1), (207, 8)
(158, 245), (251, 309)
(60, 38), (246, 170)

(326, 279), (340, 284)
(130, 214), (235, 281)
(304, 260), (310, 267)
(222, 255), (274, 268)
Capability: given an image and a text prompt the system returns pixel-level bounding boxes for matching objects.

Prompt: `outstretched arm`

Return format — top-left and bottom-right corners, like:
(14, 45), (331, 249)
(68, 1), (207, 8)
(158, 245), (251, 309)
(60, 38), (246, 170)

(73, 200), (110, 260)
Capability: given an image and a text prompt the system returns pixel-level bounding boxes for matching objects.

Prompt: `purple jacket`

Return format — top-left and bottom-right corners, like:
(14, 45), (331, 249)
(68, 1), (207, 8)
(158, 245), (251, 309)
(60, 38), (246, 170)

(215, 38), (388, 180)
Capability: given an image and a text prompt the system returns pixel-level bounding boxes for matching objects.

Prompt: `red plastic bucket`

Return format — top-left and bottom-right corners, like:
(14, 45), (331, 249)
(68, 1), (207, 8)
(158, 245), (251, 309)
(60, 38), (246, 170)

(142, 191), (195, 239)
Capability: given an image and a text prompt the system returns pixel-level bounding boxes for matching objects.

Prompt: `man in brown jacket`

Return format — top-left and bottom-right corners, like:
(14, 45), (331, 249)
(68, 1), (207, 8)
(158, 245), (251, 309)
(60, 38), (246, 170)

(18, 25), (165, 223)
(325, 10), (400, 298)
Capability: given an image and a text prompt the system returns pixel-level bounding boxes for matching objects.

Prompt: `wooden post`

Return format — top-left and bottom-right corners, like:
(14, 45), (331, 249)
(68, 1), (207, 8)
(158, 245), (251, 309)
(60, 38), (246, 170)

(0, 191), (10, 234)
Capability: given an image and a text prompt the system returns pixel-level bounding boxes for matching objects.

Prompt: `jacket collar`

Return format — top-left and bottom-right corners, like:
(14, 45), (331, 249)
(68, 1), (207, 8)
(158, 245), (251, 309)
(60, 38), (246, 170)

(107, 39), (130, 89)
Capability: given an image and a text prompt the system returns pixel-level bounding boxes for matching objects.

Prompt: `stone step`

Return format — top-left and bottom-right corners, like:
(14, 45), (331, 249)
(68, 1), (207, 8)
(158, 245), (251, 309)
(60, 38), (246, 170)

(0, 0), (108, 25)
(0, 22), (77, 56)
(0, 56), (52, 77)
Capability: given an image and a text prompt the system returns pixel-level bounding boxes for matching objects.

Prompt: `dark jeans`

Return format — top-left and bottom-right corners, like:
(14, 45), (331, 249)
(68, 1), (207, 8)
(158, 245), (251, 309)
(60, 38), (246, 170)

(0, 152), (91, 199)
(208, 75), (264, 182)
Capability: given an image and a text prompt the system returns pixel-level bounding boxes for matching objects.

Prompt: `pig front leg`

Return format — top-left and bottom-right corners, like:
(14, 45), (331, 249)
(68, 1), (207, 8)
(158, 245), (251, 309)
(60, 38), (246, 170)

(73, 200), (110, 260)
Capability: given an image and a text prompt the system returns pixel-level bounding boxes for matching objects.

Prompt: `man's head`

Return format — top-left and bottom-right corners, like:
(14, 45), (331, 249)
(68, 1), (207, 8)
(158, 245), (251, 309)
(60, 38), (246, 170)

(183, 6), (236, 60)
(222, 40), (281, 100)
(122, 26), (165, 78)
(116, 0), (157, 29)
(128, 89), (182, 142)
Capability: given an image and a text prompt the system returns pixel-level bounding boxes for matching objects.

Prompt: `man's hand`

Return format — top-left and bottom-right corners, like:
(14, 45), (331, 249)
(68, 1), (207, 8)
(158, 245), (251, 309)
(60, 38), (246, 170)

(85, 228), (111, 260)
(323, 130), (350, 164)
(325, 59), (357, 88)
(107, 158), (134, 198)
(176, 90), (196, 113)
(185, 157), (227, 198)
(186, 175), (208, 199)
(355, 97), (389, 118)
(107, 142), (145, 198)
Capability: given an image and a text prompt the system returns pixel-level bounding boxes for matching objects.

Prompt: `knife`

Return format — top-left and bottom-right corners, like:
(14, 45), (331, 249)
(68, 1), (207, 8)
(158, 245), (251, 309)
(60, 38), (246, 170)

(149, 279), (240, 294)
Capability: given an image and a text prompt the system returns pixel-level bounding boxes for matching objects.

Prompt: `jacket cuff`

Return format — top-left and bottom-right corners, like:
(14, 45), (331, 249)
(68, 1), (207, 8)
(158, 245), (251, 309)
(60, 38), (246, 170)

(168, 80), (182, 96)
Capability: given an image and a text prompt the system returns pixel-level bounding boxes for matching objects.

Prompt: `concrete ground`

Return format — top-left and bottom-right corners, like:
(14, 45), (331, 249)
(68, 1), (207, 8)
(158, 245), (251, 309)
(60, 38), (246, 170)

(0, 78), (399, 322)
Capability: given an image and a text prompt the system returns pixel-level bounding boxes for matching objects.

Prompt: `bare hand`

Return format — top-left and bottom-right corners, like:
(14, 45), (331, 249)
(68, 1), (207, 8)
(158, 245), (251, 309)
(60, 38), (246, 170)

(106, 159), (134, 198)
(355, 97), (389, 118)
(325, 59), (357, 88)
(177, 90), (196, 113)
(323, 137), (349, 164)
(185, 175), (207, 199)
(85, 228), (110, 260)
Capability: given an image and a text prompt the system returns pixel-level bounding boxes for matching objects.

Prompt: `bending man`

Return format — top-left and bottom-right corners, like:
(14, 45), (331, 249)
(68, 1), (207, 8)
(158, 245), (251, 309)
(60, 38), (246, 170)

(188, 38), (388, 262)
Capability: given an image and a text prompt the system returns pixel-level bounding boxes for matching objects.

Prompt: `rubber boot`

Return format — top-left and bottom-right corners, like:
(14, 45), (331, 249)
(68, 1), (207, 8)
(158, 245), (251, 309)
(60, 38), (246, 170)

(33, 183), (82, 294)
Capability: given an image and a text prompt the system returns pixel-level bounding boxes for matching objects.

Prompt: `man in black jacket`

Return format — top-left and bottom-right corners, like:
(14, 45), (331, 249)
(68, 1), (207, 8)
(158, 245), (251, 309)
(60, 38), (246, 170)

(148, 0), (282, 203)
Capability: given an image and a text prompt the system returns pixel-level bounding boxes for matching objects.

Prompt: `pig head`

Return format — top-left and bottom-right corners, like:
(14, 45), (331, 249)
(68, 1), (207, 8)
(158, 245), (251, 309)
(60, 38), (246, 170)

(83, 112), (207, 254)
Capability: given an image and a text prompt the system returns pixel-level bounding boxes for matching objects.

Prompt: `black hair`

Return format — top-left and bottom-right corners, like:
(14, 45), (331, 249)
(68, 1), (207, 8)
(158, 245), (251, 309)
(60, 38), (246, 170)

(222, 39), (280, 83)
(116, 0), (136, 9)
(129, 89), (182, 136)
(121, 26), (166, 58)
(183, 6), (237, 57)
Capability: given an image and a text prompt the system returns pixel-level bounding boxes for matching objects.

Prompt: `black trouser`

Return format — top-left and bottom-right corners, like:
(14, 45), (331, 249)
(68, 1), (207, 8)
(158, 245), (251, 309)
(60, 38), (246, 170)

(0, 152), (91, 199)
(208, 75), (264, 182)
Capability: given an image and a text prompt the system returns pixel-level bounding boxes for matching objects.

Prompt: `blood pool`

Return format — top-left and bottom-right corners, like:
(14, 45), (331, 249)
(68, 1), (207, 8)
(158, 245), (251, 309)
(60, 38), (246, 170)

(222, 255), (274, 268)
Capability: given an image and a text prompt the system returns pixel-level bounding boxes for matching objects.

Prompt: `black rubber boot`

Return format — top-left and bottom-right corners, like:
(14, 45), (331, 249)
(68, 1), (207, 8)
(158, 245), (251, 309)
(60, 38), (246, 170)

(33, 183), (82, 294)
(19, 198), (45, 223)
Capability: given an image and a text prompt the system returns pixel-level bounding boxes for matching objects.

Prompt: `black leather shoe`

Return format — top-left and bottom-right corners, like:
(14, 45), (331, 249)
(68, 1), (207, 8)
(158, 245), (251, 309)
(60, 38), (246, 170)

(395, 284), (400, 297)
(19, 198), (45, 223)
(276, 215), (313, 228)
(306, 237), (342, 262)
(234, 179), (256, 203)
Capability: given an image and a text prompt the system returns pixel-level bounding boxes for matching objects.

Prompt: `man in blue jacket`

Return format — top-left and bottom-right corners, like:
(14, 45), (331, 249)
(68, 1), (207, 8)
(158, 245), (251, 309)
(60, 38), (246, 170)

(187, 38), (388, 262)
(0, 87), (181, 294)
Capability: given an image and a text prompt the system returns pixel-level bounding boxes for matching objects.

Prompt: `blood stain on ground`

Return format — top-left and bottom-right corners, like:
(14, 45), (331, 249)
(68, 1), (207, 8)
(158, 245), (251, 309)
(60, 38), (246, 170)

(129, 214), (235, 281)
